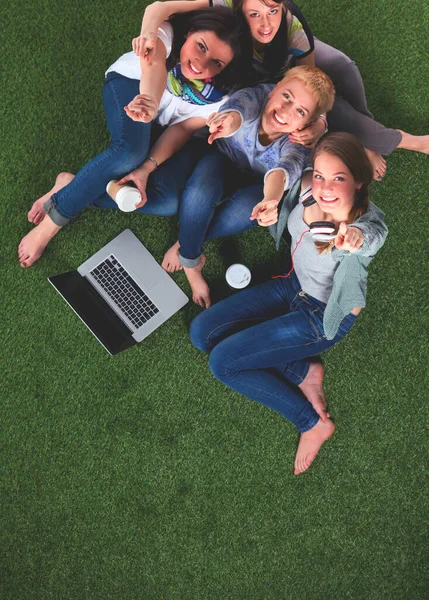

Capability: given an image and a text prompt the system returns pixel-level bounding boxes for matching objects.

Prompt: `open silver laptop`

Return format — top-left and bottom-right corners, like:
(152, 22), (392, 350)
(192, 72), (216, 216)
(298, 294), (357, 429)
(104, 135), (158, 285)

(48, 229), (188, 354)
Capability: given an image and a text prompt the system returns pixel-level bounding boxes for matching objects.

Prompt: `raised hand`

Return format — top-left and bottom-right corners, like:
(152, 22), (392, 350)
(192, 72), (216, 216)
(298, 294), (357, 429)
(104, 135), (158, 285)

(132, 33), (157, 60)
(249, 199), (279, 227)
(335, 222), (364, 252)
(124, 94), (158, 123)
(206, 111), (241, 144)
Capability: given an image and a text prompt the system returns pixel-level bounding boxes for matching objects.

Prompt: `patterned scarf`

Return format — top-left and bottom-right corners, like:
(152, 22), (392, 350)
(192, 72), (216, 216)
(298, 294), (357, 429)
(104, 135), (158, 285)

(166, 64), (229, 105)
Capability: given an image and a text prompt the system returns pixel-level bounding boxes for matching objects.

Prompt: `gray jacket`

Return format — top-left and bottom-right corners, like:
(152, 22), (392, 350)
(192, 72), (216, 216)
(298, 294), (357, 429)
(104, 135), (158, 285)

(269, 176), (388, 340)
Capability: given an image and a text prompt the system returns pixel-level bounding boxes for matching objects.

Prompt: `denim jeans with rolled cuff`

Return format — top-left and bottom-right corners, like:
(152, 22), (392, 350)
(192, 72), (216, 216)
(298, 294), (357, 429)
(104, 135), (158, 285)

(178, 150), (264, 268)
(44, 72), (206, 225)
(190, 270), (357, 433)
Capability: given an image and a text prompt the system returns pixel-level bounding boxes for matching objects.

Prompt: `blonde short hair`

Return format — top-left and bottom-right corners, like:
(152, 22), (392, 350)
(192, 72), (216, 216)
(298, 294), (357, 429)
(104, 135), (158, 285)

(281, 66), (335, 115)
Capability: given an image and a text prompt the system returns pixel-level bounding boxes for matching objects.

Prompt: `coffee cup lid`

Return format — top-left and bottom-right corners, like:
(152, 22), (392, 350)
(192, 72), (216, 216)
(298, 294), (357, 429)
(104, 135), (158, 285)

(225, 264), (251, 289)
(116, 187), (141, 212)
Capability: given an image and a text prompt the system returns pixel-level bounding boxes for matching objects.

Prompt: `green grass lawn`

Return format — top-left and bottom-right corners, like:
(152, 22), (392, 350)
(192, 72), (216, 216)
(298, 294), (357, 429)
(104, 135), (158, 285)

(2, 0), (428, 598)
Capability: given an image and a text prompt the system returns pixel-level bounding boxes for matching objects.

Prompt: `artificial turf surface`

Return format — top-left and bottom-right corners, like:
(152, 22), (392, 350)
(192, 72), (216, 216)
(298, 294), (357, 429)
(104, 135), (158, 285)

(2, 0), (428, 598)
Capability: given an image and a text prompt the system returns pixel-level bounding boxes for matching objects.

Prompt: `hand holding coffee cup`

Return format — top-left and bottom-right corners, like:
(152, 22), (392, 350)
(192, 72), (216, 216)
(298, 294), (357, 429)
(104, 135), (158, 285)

(114, 161), (154, 209)
(106, 180), (142, 212)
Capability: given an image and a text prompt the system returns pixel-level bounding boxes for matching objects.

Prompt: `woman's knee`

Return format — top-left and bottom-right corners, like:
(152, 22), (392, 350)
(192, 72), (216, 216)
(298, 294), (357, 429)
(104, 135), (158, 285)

(182, 153), (225, 209)
(208, 341), (234, 381)
(189, 313), (212, 352)
(329, 48), (356, 73)
(315, 40), (357, 81)
(110, 140), (148, 175)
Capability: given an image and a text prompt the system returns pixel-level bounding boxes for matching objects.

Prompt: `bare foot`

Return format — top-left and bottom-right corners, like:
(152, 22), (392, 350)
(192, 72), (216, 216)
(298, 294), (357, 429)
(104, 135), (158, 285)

(294, 418), (335, 475)
(298, 362), (329, 421)
(28, 172), (74, 224)
(18, 216), (62, 267)
(183, 256), (210, 308)
(397, 131), (429, 154)
(365, 149), (387, 180)
(161, 241), (183, 272)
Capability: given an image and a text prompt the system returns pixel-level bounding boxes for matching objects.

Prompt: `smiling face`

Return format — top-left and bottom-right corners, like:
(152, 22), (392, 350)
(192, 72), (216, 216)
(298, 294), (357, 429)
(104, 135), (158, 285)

(312, 152), (361, 219)
(179, 30), (234, 80)
(260, 78), (318, 142)
(241, 0), (283, 45)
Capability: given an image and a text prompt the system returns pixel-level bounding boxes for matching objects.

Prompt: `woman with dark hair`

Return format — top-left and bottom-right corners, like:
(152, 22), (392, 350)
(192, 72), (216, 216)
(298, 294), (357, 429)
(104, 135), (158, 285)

(138, 0), (429, 176)
(18, 7), (253, 267)
(188, 132), (388, 474)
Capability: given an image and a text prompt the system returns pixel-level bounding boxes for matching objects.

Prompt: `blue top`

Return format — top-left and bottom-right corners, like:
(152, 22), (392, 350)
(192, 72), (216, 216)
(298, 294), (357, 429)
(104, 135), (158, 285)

(215, 84), (311, 190)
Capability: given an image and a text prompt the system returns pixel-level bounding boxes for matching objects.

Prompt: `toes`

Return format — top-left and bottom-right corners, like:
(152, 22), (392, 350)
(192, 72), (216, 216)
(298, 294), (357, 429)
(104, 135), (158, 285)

(162, 261), (174, 273)
(294, 454), (312, 475)
(294, 457), (302, 475)
(162, 258), (182, 273)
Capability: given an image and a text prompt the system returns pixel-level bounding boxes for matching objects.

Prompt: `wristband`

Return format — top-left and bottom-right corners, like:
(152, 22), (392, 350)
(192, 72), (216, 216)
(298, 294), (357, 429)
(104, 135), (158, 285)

(318, 114), (328, 133)
(145, 155), (159, 170)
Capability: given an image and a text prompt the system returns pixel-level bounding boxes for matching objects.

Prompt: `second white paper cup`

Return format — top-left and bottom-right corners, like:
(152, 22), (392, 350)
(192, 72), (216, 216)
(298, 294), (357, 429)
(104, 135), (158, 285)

(225, 264), (251, 289)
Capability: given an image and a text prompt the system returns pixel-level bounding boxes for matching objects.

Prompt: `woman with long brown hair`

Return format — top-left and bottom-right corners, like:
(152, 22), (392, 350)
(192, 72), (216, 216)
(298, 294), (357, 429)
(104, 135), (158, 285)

(138, 0), (429, 176)
(188, 132), (388, 475)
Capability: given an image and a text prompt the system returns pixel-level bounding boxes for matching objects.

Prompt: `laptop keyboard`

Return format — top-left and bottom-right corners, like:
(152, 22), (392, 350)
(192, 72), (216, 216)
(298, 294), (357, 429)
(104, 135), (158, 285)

(90, 255), (159, 329)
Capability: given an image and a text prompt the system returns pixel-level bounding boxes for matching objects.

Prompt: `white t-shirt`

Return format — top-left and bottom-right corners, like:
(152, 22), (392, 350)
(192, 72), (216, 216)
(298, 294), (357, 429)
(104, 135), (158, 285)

(105, 22), (228, 126)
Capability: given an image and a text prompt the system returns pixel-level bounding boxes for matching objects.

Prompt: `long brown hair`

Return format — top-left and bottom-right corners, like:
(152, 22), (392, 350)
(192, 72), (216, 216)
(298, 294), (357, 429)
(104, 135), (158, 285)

(168, 6), (253, 89)
(311, 132), (373, 253)
(232, 0), (289, 81)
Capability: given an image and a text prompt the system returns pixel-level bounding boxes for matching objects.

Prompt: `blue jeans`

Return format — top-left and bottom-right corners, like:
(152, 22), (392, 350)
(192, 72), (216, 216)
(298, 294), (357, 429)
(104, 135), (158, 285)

(45, 72), (205, 225)
(178, 150), (264, 267)
(190, 271), (357, 433)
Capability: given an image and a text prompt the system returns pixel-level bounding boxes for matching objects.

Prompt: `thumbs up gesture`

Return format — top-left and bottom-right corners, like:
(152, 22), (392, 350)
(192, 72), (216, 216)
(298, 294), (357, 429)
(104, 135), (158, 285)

(335, 222), (364, 252)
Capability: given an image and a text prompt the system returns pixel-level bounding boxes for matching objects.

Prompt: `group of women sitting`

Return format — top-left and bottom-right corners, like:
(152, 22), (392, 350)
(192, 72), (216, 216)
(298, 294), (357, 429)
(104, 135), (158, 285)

(18, 0), (428, 474)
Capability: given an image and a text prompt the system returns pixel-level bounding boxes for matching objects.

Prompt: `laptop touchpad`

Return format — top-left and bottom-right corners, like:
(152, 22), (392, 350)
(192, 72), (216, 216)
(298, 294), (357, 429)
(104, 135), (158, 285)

(138, 259), (163, 289)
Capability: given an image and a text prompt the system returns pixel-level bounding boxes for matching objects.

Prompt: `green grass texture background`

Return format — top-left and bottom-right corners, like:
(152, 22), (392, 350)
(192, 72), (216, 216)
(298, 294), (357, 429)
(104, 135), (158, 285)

(2, 0), (428, 598)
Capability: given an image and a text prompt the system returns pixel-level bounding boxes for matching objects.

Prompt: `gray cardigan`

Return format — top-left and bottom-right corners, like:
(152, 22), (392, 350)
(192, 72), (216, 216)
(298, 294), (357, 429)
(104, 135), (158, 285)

(269, 176), (388, 340)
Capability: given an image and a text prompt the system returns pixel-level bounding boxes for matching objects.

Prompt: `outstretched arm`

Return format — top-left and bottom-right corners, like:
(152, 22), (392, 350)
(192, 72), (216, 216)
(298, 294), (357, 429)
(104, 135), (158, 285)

(148, 117), (206, 164)
(139, 37), (168, 101)
(117, 117), (206, 206)
(134, 0), (209, 58)
(124, 38), (168, 123)
(250, 169), (286, 227)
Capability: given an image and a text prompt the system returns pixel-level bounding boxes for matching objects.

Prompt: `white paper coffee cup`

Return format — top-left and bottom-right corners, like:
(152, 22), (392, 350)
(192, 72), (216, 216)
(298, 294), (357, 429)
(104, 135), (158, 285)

(225, 264), (251, 289)
(106, 180), (142, 212)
